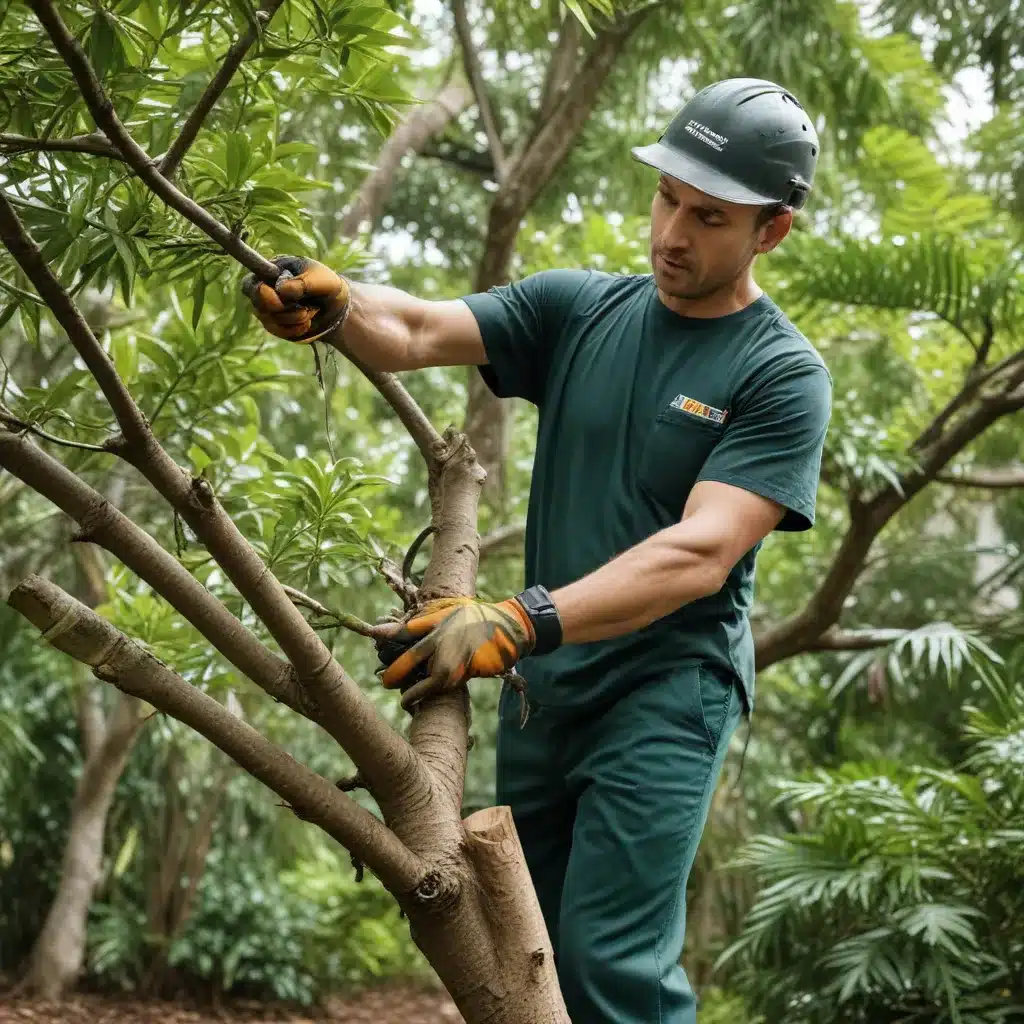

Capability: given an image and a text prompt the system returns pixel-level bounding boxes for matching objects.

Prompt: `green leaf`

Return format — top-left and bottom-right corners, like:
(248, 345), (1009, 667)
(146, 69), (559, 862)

(225, 131), (252, 189)
(188, 443), (212, 474)
(192, 271), (207, 330)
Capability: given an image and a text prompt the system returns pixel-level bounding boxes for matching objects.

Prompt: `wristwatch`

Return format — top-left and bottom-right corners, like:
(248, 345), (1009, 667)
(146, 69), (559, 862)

(513, 585), (563, 656)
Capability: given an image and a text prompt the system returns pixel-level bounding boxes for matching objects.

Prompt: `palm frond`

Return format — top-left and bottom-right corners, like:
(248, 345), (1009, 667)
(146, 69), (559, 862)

(828, 622), (1003, 700)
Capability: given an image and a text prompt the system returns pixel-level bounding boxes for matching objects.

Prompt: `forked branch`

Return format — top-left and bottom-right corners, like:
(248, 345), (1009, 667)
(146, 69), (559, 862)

(451, 0), (506, 181)
(756, 339), (1024, 669)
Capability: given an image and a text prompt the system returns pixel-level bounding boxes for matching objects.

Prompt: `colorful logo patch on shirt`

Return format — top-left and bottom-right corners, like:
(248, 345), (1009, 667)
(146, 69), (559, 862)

(670, 394), (729, 424)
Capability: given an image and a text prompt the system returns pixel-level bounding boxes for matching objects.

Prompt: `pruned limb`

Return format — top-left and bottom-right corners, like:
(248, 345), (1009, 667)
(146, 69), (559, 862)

(25, 0), (279, 282)
(463, 806), (566, 1017)
(0, 425), (307, 715)
(0, 132), (122, 160)
(0, 182), (425, 815)
(158, 0), (287, 179)
(451, 0), (506, 182)
(7, 574), (427, 897)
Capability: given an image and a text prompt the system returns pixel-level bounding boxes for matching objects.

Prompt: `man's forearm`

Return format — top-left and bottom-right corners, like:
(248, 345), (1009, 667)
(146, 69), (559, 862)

(328, 281), (422, 372)
(547, 521), (730, 645)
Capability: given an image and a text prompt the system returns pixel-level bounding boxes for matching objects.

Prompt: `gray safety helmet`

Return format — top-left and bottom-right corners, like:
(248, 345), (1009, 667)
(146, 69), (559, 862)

(632, 78), (820, 209)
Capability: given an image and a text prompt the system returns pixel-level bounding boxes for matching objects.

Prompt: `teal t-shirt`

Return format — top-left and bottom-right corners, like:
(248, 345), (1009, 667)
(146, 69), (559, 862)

(462, 270), (832, 711)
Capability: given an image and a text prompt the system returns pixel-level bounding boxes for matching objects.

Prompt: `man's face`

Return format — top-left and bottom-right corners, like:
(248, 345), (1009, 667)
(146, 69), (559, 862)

(649, 174), (791, 302)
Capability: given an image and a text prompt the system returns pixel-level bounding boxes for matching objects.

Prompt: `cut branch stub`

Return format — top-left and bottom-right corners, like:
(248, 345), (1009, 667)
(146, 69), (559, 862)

(463, 806), (569, 1021)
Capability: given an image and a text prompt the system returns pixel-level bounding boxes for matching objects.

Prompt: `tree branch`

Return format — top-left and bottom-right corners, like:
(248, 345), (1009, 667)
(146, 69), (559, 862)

(502, 8), (652, 220)
(0, 132), (123, 160)
(0, 189), (424, 813)
(341, 80), (473, 237)
(7, 574), (426, 897)
(26, 0), (279, 282)
(478, 521), (524, 558)
(157, 0), (287, 179)
(755, 359), (1024, 669)
(0, 425), (307, 715)
(535, 11), (583, 127)
(450, 0), (506, 182)
(937, 465), (1024, 488)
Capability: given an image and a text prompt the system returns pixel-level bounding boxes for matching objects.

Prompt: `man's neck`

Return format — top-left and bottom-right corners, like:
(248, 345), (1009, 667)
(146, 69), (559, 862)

(657, 275), (763, 319)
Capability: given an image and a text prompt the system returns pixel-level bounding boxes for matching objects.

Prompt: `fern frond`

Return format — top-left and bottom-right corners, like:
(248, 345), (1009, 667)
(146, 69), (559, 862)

(780, 233), (1024, 344)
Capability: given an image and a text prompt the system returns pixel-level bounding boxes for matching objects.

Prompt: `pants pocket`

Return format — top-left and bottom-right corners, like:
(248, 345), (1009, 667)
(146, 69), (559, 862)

(696, 664), (737, 755)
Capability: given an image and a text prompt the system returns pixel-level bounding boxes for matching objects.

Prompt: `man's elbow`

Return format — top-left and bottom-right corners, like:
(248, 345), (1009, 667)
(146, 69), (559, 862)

(695, 557), (731, 599)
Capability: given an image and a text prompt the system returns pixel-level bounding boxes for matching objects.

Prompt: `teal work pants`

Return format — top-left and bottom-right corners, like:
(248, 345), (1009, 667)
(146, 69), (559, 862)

(495, 663), (742, 1024)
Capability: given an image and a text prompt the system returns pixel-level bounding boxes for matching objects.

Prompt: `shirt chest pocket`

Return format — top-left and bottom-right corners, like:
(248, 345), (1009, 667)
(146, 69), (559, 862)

(637, 406), (725, 515)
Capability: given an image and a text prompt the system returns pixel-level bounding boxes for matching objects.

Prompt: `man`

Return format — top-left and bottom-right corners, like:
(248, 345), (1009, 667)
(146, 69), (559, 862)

(245, 77), (832, 1023)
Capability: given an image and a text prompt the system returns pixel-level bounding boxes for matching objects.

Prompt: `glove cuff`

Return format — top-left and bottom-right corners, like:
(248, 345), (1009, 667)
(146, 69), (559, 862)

(512, 585), (563, 656)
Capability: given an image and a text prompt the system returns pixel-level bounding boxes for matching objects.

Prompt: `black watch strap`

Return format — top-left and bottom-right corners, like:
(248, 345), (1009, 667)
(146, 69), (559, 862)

(514, 584), (563, 656)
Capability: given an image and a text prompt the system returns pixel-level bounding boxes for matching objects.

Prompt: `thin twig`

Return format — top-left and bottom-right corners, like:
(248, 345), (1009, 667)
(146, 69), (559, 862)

(0, 407), (111, 453)
(26, 0), (279, 282)
(158, 0), (287, 178)
(282, 584), (391, 638)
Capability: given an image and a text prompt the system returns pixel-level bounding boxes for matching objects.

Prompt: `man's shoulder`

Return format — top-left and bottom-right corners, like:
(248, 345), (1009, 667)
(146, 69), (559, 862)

(748, 296), (831, 383)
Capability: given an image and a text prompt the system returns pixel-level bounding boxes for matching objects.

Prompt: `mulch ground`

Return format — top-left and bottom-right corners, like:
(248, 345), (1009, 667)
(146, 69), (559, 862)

(0, 984), (464, 1023)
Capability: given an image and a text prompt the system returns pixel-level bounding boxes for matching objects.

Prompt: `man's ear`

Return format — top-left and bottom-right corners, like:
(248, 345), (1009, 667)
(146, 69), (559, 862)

(756, 208), (793, 254)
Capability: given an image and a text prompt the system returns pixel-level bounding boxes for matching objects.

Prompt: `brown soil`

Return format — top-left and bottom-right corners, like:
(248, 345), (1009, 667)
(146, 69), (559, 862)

(0, 984), (464, 1023)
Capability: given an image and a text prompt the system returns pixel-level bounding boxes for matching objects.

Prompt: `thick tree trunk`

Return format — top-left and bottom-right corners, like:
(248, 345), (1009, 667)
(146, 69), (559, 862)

(22, 689), (145, 998)
(362, 431), (569, 1022)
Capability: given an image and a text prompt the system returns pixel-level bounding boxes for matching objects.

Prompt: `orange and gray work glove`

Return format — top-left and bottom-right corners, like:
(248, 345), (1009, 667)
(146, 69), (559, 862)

(241, 255), (350, 344)
(376, 587), (563, 710)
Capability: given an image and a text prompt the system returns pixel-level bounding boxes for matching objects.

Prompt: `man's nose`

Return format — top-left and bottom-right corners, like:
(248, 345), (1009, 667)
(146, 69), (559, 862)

(661, 210), (691, 250)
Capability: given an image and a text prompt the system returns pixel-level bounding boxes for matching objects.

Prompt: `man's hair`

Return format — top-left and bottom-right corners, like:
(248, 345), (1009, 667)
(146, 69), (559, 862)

(756, 202), (790, 227)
